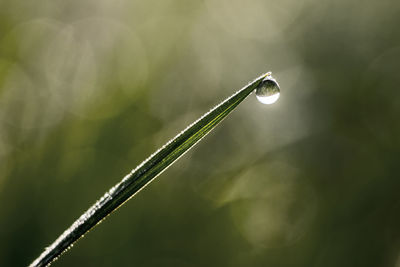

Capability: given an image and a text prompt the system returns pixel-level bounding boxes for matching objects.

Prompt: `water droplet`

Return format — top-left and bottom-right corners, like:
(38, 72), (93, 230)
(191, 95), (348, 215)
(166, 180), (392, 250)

(255, 73), (280, 104)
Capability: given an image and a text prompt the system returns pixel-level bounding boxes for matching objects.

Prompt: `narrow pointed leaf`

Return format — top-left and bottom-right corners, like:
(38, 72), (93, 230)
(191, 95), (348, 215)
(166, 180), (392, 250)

(29, 72), (270, 267)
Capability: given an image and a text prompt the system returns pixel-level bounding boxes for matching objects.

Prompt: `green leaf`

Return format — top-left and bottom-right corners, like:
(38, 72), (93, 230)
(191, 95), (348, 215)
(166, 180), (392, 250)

(29, 72), (270, 267)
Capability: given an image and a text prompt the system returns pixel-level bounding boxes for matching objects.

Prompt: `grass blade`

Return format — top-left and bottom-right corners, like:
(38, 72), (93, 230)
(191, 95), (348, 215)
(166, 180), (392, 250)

(29, 72), (270, 267)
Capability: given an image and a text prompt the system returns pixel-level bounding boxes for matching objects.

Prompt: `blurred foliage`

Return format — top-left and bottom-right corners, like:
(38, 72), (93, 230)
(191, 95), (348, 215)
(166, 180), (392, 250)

(0, 0), (400, 266)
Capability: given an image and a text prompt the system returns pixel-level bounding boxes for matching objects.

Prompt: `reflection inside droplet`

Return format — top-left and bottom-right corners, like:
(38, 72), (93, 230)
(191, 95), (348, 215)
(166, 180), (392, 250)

(255, 73), (280, 104)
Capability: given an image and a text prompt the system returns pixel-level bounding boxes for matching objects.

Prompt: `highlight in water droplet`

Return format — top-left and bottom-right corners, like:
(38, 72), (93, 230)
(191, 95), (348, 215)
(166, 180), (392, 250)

(255, 72), (280, 104)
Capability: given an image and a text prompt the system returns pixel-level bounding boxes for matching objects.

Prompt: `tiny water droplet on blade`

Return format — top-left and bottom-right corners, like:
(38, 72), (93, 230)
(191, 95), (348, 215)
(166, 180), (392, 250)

(255, 73), (280, 104)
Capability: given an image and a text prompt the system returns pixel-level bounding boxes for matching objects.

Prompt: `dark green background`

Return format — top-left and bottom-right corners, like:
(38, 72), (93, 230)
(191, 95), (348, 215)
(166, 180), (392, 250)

(1, 0), (400, 266)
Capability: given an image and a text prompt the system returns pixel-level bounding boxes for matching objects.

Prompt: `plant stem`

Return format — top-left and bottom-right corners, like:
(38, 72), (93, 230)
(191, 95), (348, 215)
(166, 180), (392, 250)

(29, 72), (270, 267)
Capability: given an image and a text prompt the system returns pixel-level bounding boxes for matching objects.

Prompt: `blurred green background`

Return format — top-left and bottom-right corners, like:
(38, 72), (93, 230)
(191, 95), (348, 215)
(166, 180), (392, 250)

(1, 0), (400, 266)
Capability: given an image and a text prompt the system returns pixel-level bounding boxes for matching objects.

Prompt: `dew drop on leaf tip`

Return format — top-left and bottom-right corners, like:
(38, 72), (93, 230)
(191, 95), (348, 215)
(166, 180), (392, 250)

(255, 72), (280, 104)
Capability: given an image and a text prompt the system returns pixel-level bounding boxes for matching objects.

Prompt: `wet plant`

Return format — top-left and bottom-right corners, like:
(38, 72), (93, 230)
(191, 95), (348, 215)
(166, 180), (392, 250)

(29, 72), (280, 267)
